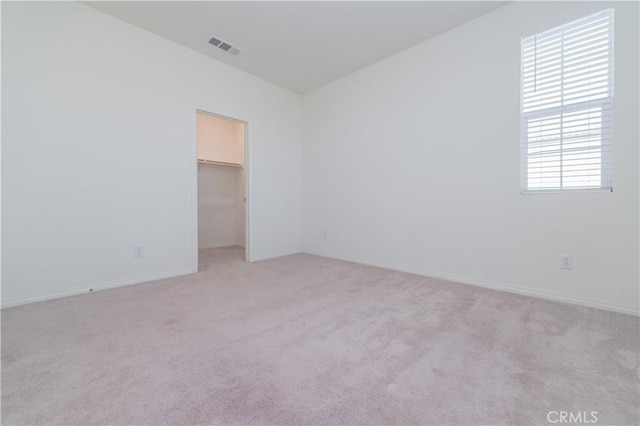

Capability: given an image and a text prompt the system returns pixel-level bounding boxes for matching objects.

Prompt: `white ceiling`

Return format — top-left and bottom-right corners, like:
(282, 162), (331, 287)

(86, 1), (507, 93)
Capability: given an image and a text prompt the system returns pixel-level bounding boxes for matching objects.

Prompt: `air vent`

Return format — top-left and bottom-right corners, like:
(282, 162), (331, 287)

(208, 36), (242, 56)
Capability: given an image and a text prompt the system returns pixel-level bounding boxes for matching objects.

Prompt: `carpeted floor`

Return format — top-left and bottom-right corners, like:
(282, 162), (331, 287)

(2, 246), (639, 425)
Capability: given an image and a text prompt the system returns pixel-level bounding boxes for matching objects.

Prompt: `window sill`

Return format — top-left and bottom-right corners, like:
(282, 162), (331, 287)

(520, 187), (613, 195)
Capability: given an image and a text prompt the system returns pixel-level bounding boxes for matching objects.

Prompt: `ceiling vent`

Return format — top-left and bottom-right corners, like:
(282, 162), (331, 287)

(208, 36), (242, 56)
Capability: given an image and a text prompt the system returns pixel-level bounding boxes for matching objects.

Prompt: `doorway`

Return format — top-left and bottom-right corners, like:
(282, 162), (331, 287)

(195, 110), (248, 267)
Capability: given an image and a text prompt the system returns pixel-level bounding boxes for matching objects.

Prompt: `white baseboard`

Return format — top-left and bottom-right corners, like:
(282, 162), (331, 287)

(1, 267), (196, 309)
(304, 250), (640, 317)
(5, 252), (637, 317)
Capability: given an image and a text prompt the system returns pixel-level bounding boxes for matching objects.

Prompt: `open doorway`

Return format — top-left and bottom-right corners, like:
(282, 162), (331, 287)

(196, 110), (248, 267)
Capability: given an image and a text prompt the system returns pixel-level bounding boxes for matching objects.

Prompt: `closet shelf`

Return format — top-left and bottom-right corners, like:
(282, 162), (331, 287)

(197, 159), (243, 168)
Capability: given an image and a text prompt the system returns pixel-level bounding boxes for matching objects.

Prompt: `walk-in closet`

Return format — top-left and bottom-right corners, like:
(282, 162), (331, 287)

(197, 111), (246, 264)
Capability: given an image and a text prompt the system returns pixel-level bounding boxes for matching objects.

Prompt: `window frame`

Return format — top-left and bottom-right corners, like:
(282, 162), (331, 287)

(519, 9), (614, 195)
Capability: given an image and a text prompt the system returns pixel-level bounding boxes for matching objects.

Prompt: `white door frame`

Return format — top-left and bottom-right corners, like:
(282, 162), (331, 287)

(192, 109), (251, 270)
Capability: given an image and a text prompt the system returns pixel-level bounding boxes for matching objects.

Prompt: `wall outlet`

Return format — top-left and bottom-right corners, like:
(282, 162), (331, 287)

(134, 246), (144, 258)
(322, 232), (328, 240)
(560, 255), (573, 270)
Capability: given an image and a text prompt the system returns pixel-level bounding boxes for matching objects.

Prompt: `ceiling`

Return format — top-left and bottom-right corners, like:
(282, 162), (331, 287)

(86, 1), (507, 94)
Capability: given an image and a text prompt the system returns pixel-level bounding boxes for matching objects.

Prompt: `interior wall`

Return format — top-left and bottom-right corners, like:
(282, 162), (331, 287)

(197, 165), (239, 249)
(2, 2), (302, 307)
(235, 167), (246, 248)
(197, 113), (245, 166)
(302, 1), (640, 314)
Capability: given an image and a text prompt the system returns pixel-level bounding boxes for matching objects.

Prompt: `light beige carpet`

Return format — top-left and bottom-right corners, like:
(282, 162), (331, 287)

(2, 246), (638, 425)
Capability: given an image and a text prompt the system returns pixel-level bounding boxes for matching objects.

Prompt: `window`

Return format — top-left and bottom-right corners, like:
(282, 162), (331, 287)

(521, 9), (613, 193)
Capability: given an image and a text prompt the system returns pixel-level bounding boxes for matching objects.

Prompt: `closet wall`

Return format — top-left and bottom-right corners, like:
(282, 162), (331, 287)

(197, 113), (246, 249)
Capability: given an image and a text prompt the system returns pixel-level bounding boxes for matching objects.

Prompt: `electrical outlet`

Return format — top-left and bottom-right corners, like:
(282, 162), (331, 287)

(560, 255), (573, 270)
(322, 232), (328, 240)
(134, 246), (144, 258)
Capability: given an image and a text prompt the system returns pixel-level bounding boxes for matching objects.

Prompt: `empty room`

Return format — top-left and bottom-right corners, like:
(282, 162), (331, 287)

(2, 1), (638, 425)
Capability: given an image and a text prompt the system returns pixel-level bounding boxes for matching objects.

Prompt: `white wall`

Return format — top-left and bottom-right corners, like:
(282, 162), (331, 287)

(2, 2), (302, 307)
(235, 167), (247, 248)
(302, 1), (639, 314)
(197, 112), (245, 166)
(197, 165), (240, 249)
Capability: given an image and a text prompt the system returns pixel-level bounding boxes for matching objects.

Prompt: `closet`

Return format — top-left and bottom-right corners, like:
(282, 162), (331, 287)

(197, 111), (246, 260)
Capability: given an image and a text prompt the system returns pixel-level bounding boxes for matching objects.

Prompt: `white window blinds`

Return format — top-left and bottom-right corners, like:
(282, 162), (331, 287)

(521, 9), (613, 192)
